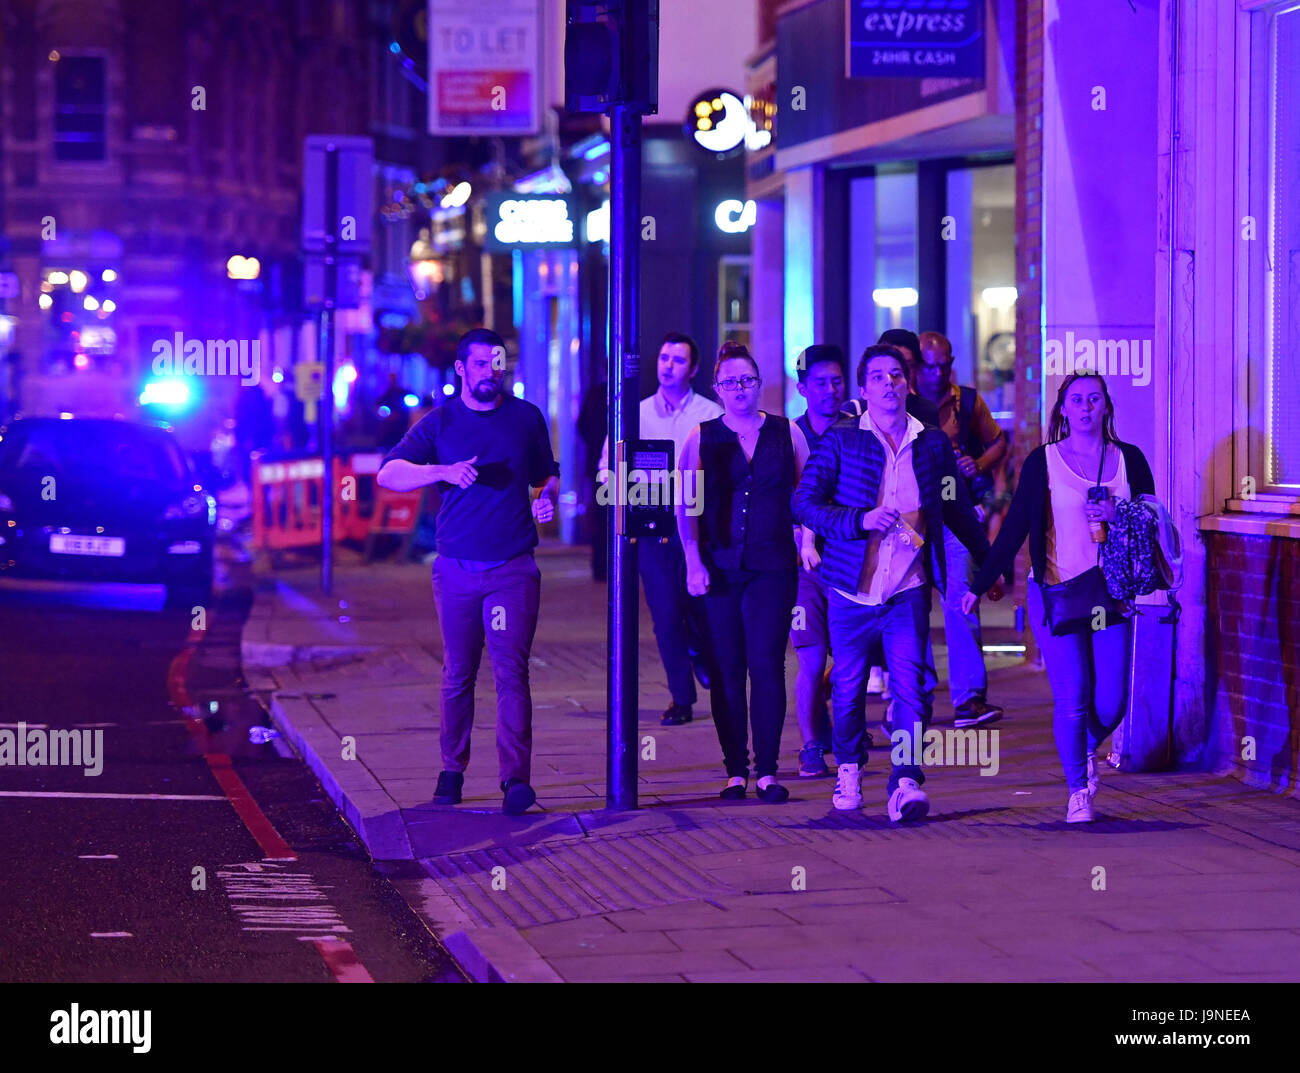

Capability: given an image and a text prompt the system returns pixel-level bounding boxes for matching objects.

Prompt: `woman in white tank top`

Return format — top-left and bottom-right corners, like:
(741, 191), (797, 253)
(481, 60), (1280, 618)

(1043, 440), (1130, 585)
(961, 373), (1156, 824)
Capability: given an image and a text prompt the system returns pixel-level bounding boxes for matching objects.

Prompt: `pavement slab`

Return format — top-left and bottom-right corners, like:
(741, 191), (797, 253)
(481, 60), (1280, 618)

(241, 545), (1300, 983)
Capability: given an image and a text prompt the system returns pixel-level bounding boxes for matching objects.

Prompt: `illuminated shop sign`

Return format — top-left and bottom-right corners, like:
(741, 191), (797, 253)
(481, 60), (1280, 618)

(714, 199), (756, 234)
(846, 0), (985, 79)
(586, 201), (610, 245)
(685, 88), (751, 157)
(485, 194), (577, 250)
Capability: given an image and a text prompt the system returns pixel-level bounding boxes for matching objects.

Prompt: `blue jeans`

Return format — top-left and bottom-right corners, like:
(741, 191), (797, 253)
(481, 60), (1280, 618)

(828, 584), (931, 793)
(924, 526), (987, 707)
(1027, 579), (1133, 792)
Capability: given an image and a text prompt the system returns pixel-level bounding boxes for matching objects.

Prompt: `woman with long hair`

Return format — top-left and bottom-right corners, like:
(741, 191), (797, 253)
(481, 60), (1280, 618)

(678, 341), (812, 802)
(962, 372), (1154, 823)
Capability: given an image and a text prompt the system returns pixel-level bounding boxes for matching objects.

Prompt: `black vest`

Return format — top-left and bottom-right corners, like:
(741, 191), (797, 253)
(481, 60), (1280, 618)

(698, 413), (796, 571)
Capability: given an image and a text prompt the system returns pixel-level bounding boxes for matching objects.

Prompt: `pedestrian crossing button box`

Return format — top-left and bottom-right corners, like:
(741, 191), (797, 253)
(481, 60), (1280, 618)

(615, 438), (676, 540)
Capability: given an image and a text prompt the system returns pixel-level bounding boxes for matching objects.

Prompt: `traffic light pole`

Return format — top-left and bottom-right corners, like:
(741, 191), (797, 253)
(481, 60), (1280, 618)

(606, 102), (640, 810)
(319, 145), (338, 596)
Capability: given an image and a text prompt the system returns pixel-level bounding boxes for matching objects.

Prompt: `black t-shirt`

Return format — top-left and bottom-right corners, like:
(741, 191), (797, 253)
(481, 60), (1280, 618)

(381, 395), (560, 562)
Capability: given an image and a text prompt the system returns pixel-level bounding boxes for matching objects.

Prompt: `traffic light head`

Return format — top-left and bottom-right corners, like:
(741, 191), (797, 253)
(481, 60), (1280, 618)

(565, 0), (658, 115)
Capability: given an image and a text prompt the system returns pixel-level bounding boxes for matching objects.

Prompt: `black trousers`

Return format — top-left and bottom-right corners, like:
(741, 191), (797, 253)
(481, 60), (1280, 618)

(702, 565), (798, 779)
(639, 534), (721, 710)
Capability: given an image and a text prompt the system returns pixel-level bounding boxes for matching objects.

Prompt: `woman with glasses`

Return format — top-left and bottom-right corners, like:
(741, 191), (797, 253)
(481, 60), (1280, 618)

(678, 341), (813, 802)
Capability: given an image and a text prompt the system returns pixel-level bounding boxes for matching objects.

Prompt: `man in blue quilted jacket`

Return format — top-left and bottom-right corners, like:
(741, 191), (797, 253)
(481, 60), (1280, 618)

(794, 344), (999, 822)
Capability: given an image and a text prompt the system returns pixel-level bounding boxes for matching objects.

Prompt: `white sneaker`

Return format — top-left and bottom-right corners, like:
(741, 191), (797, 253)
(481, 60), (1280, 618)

(833, 763), (862, 811)
(1086, 755), (1099, 799)
(887, 777), (929, 823)
(866, 666), (885, 695)
(1066, 788), (1095, 823)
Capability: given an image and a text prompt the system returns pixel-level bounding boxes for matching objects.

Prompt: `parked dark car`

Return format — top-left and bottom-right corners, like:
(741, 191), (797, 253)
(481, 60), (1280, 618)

(0, 417), (215, 606)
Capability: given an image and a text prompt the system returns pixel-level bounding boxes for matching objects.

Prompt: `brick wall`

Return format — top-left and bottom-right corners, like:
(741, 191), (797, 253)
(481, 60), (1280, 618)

(1206, 532), (1300, 794)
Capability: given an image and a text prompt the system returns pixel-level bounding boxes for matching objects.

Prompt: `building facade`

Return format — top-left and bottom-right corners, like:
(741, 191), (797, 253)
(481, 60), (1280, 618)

(0, 0), (440, 451)
(758, 0), (1298, 794)
(746, 0), (1017, 417)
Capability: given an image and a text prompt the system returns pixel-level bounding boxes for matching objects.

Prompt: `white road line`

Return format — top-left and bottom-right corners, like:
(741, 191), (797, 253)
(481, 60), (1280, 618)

(90, 932), (133, 938)
(0, 790), (227, 801)
(78, 854), (119, 859)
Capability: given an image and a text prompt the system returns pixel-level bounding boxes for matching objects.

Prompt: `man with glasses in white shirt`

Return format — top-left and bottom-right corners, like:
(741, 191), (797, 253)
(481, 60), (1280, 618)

(599, 332), (725, 726)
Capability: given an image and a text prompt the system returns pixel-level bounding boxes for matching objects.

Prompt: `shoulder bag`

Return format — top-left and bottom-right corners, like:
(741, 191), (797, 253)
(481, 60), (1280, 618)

(1039, 443), (1129, 636)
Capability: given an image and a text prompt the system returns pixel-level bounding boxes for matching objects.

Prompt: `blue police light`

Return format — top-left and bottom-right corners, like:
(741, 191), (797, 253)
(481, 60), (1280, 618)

(139, 378), (193, 409)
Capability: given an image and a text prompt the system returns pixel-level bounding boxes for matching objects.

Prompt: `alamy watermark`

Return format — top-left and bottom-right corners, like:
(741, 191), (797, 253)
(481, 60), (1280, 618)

(596, 464), (702, 516)
(1043, 333), (1152, 387)
(0, 722), (103, 776)
(890, 726), (1000, 776)
(151, 332), (260, 386)
(50, 1004), (150, 1053)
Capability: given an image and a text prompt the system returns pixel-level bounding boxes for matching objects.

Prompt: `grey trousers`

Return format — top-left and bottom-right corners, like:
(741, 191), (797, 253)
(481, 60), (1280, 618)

(431, 552), (541, 783)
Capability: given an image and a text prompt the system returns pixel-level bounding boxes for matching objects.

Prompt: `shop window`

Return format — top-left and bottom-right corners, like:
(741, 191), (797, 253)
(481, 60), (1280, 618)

(1242, 2), (1300, 500)
(872, 171), (918, 339)
(719, 256), (752, 352)
(53, 55), (107, 162)
(945, 163), (1016, 414)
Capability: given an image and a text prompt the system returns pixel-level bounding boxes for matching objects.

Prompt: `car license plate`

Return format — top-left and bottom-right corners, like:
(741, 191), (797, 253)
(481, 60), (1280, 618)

(49, 534), (126, 557)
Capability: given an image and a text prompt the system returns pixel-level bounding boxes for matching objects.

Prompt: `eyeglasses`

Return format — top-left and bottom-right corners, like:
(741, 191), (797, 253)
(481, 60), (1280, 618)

(715, 375), (760, 391)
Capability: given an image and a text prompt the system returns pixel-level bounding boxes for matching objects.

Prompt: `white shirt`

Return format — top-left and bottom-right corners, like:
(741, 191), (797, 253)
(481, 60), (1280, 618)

(1043, 442), (1130, 584)
(598, 388), (723, 474)
(835, 411), (928, 606)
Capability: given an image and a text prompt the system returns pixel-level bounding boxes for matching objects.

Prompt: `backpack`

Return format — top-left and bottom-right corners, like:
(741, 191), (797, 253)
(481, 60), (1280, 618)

(955, 386), (995, 503)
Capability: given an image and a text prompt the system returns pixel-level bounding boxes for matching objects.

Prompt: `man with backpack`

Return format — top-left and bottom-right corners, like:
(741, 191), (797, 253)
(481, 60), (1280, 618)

(915, 331), (1008, 728)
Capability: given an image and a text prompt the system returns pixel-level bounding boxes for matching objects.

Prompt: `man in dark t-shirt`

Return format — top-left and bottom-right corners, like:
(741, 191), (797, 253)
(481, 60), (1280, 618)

(378, 329), (559, 816)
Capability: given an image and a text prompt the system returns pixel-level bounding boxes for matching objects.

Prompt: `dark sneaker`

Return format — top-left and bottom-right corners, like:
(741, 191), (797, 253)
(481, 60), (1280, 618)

(501, 777), (536, 816)
(954, 698), (1004, 728)
(756, 781), (790, 804)
(433, 770), (463, 805)
(661, 702), (693, 726)
(719, 779), (747, 800)
(798, 743), (830, 778)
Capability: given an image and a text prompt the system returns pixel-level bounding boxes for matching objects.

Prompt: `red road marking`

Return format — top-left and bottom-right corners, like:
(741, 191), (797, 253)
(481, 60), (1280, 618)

(312, 939), (375, 983)
(205, 756), (296, 862)
(170, 618), (378, 982)
(166, 632), (296, 862)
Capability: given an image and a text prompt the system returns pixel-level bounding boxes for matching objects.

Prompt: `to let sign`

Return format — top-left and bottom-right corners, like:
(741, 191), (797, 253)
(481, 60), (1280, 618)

(846, 0), (984, 80)
(428, 0), (541, 136)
